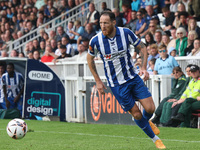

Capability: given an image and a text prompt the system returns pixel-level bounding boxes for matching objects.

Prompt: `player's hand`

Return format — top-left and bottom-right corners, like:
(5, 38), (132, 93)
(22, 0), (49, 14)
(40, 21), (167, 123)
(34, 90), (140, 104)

(139, 69), (149, 81)
(171, 101), (178, 108)
(14, 95), (20, 103)
(96, 80), (107, 95)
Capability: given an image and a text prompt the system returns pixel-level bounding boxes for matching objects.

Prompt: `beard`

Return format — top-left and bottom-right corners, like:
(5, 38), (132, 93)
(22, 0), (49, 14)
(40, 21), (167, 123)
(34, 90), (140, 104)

(102, 26), (114, 36)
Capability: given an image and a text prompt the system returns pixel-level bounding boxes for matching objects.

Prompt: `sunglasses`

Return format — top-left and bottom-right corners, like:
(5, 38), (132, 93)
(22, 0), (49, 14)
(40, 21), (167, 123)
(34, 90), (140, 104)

(149, 25), (155, 27)
(177, 32), (183, 34)
(159, 50), (166, 53)
(137, 14), (141, 16)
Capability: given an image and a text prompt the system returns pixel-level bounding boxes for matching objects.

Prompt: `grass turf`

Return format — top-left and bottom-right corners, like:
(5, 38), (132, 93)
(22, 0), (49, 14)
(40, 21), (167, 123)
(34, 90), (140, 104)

(0, 119), (200, 150)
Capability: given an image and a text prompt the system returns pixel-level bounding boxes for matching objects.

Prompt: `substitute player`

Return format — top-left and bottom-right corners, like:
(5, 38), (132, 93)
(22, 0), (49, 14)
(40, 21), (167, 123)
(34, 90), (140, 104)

(87, 11), (166, 149)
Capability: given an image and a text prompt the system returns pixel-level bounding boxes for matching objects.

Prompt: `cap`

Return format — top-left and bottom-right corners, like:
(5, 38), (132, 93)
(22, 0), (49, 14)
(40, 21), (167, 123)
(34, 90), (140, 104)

(168, 47), (176, 54)
(60, 45), (66, 49)
(190, 65), (200, 72)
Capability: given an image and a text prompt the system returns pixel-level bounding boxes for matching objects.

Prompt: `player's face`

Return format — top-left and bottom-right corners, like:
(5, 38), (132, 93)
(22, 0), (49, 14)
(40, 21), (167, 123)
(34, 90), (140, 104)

(7, 65), (14, 75)
(0, 66), (4, 75)
(100, 15), (115, 37)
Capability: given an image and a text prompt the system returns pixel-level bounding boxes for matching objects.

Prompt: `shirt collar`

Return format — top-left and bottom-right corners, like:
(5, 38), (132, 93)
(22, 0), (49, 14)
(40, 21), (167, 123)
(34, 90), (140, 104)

(102, 26), (120, 39)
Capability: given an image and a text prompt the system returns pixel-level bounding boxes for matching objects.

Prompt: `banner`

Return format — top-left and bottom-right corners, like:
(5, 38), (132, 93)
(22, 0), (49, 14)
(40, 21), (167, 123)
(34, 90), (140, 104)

(86, 82), (143, 125)
(23, 59), (65, 121)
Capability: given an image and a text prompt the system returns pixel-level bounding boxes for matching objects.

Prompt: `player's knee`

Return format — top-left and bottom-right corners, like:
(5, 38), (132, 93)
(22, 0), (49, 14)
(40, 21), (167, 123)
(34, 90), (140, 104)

(133, 111), (142, 120)
(145, 106), (155, 114)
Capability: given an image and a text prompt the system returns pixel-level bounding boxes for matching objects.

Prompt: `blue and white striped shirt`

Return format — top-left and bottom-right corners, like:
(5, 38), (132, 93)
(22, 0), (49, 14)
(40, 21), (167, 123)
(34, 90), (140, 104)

(0, 77), (4, 103)
(88, 27), (141, 87)
(2, 72), (24, 98)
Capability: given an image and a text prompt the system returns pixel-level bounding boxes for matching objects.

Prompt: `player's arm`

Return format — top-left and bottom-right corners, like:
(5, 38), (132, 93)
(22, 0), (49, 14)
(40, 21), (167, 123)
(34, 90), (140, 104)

(3, 84), (9, 108)
(136, 41), (149, 81)
(87, 53), (107, 94)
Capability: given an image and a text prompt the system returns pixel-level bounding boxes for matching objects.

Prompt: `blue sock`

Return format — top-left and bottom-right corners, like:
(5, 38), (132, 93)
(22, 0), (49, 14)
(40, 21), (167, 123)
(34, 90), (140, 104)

(143, 109), (153, 121)
(134, 116), (155, 138)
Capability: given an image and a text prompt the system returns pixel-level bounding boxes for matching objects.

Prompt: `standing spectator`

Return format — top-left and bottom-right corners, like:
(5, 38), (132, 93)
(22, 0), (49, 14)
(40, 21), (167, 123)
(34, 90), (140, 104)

(154, 44), (179, 75)
(162, 6), (175, 31)
(112, 8), (124, 27)
(41, 45), (55, 63)
(56, 26), (69, 42)
(2, 63), (24, 114)
(175, 27), (187, 56)
(84, 3), (100, 32)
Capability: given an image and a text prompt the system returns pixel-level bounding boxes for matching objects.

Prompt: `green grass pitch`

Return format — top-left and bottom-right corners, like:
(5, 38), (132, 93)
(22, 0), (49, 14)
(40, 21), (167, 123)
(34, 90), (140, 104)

(0, 119), (200, 150)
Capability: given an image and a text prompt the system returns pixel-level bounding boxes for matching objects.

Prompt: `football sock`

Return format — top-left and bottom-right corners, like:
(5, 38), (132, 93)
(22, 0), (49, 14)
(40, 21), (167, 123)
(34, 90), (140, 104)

(152, 135), (160, 143)
(134, 116), (155, 138)
(143, 109), (153, 121)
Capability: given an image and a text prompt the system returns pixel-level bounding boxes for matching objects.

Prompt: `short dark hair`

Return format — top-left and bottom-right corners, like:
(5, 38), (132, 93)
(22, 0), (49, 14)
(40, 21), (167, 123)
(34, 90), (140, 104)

(7, 62), (14, 69)
(60, 45), (66, 49)
(100, 11), (116, 21)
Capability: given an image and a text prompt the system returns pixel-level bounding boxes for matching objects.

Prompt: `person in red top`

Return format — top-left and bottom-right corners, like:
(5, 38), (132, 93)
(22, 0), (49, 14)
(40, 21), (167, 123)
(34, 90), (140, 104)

(122, 3), (132, 24)
(41, 45), (55, 63)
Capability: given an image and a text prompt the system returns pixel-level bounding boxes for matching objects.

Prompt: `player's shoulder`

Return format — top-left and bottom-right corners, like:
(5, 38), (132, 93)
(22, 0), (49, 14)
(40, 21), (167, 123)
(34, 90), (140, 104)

(89, 31), (102, 44)
(15, 72), (23, 77)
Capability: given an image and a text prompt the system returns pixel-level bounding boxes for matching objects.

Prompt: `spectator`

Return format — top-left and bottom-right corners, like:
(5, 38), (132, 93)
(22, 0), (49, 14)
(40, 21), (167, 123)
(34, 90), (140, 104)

(135, 9), (147, 36)
(162, 6), (175, 31)
(39, 40), (46, 56)
(187, 39), (200, 56)
(10, 49), (18, 57)
(131, 0), (140, 11)
(184, 30), (198, 56)
(66, 0), (76, 16)
(140, 22), (157, 38)
(56, 26), (69, 42)
(18, 52), (25, 58)
(73, 20), (85, 41)
(84, 3), (100, 31)
(145, 5), (159, 27)
(161, 34), (170, 47)
(33, 50), (41, 61)
(101, 2), (111, 12)
(188, 18), (200, 39)
(58, 0), (67, 14)
(169, 0), (179, 13)
(175, 27), (187, 56)
(145, 32), (156, 46)
(61, 36), (74, 56)
(167, 27), (177, 51)
(79, 0), (89, 17)
(54, 45), (72, 63)
(44, 0), (57, 18)
(32, 39), (40, 51)
(66, 21), (75, 40)
(168, 47), (177, 57)
(154, 44), (179, 75)
(171, 65), (200, 127)
(50, 39), (57, 52)
(112, 8), (124, 27)
(125, 10), (138, 32)
(0, 62), (6, 109)
(122, 3), (132, 24)
(147, 44), (160, 68)
(148, 58), (156, 74)
(55, 41), (62, 56)
(152, 66), (187, 126)
(178, 11), (188, 31)
(49, 30), (57, 41)
(46, 8), (60, 25)
(2, 63), (24, 114)
(145, 1), (158, 13)
(41, 45), (55, 63)
(77, 23), (96, 45)
(154, 30), (163, 47)
(1, 50), (8, 57)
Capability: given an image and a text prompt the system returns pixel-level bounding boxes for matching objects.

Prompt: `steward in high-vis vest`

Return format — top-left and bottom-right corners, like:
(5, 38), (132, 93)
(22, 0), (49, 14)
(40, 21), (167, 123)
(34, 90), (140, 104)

(172, 65), (200, 127)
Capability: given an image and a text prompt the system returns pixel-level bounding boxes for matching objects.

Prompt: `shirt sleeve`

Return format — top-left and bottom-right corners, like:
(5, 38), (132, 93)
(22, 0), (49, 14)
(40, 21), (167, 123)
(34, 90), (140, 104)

(126, 28), (141, 47)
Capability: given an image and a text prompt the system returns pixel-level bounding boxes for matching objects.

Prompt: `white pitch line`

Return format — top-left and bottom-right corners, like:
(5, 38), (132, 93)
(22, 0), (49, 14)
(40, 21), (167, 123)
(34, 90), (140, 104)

(33, 130), (200, 143)
(1, 128), (200, 143)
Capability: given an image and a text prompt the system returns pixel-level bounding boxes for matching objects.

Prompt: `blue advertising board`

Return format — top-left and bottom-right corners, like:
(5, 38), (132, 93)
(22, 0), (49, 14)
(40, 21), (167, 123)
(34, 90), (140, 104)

(23, 59), (65, 121)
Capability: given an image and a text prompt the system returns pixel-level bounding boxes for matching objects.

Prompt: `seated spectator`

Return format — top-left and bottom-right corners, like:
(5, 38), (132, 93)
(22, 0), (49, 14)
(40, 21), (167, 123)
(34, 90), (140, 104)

(184, 30), (198, 56)
(148, 58), (156, 75)
(41, 45), (55, 63)
(178, 11), (188, 31)
(161, 34), (170, 47)
(66, 21), (75, 41)
(125, 11), (138, 32)
(61, 37), (74, 56)
(49, 30), (57, 41)
(152, 66), (187, 126)
(68, 43), (88, 61)
(171, 65), (200, 127)
(175, 27), (187, 56)
(147, 44), (160, 68)
(154, 30), (163, 47)
(121, 3), (132, 25)
(33, 50), (41, 61)
(39, 40), (46, 56)
(55, 41), (62, 56)
(84, 3), (100, 32)
(101, 2), (111, 12)
(10, 49), (18, 57)
(32, 39), (40, 51)
(1, 50), (8, 57)
(168, 47), (177, 57)
(135, 9), (147, 36)
(170, 0), (179, 13)
(134, 57), (142, 73)
(18, 52), (25, 58)
(72, 20), (85, 41)
(53, 45), (72, 63)
(145, 0), (158, 13)
(154, 44), (179, 75)
(56, 26), (69, 42)
(46, 8), (60, 26)
(187, 39), (200, 56)
(50, 39), (57, 52)
(44, 0), (57, 18)
(112, 8), (123, 27)
(167, 27), (177, 51)
(2, 63), (24, 115)
(145, 5), (159, 27)
(131, 0), (140, 11)
(162, 6), (175, 31)
(188, 18), (200, 39)
(144, 32), (156, 46)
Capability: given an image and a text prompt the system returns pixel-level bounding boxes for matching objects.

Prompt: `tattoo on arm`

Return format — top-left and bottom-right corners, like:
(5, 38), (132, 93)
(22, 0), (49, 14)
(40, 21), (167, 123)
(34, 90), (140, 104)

(136, 41), (147, 68)
(138, 41), (145, 49)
